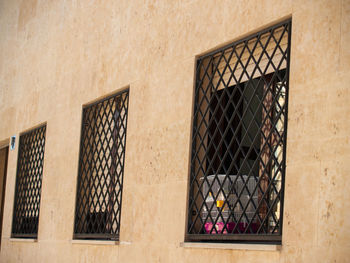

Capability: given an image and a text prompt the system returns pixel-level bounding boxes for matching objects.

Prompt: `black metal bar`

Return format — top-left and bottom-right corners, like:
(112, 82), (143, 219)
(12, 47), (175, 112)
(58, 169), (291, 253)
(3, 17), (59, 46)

(11, 233), (38, 239)
(185, 234), (282, 242)
(73, 233), (119, 241)
(279, 20), (292, 236)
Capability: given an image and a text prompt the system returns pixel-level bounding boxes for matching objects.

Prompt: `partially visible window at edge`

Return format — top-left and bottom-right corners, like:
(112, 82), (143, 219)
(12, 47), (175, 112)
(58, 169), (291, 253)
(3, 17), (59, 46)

(11, 124), (46, 239)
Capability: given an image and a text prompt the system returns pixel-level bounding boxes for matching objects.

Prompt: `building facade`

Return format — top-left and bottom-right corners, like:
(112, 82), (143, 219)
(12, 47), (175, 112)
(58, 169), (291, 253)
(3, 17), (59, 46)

(0, 0), (349, 262)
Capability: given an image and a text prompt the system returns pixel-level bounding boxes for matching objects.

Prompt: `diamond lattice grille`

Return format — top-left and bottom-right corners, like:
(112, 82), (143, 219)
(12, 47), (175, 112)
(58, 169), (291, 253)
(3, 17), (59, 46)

(12, 125), (46, 238)
(186, 21), (291, 242)
(74, 89), (129, 240)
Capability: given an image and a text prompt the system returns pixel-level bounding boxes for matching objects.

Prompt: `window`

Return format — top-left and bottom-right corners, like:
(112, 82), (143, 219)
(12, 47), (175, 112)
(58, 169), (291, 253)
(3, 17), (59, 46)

(74, 89), (129, 240)
(186, 20), (291, 243)
(12, 124), (46, 238)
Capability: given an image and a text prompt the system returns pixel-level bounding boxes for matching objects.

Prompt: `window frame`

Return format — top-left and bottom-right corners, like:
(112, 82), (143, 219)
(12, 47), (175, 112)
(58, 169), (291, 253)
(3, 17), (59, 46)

(185, 20), (291, 244)
(73, 88), (129, 241)
(11, 124), (47, 239)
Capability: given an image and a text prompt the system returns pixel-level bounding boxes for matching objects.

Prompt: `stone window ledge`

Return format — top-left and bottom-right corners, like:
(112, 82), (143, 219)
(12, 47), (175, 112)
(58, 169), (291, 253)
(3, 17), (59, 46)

(180, 242), (281, 251)
(71, 240), (119, 246)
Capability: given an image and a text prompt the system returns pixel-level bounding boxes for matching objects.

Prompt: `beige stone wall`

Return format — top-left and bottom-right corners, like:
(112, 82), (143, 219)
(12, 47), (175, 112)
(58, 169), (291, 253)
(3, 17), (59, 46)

(0, 0), (349, 262)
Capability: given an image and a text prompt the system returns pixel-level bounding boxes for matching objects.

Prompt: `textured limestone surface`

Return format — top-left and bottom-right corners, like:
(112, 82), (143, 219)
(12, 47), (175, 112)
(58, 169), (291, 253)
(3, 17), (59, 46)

(0, 0), (350, 262)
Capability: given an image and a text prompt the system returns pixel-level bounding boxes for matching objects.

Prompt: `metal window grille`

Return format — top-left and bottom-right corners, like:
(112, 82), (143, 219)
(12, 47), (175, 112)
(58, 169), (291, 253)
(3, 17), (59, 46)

(12, 124), (46, 238)
(74, 89), (129, 240)
(186, 20), (291, 243)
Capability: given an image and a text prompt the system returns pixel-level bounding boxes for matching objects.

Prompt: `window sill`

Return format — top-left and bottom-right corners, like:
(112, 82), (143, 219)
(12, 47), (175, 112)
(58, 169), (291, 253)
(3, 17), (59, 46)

(71, 239), (119, 246)
(180, 242), (281, 251)
(9, 238), (37, 243)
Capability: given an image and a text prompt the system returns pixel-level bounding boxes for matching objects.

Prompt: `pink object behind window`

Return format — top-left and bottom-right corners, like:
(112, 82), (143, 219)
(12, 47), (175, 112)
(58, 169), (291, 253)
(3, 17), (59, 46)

(204, 222), (234, 234)
(204, 222), (259, 234)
